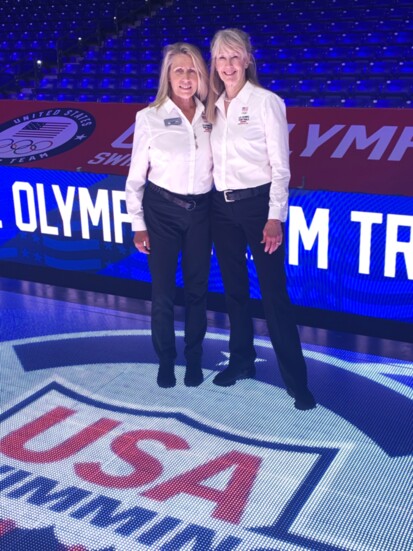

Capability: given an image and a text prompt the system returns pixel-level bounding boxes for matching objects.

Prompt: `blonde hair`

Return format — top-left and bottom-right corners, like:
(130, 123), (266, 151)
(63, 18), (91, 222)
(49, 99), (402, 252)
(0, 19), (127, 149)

(206, 28), (260, 122)
(152, 42), (209, 107)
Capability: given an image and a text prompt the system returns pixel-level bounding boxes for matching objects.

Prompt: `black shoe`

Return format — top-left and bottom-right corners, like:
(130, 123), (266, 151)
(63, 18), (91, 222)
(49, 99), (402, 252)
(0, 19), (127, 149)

(294, 389), (316, 411)
(157, 363), (176, 388)
(213, 366), (256, 387)
(184, 366), (204, 387)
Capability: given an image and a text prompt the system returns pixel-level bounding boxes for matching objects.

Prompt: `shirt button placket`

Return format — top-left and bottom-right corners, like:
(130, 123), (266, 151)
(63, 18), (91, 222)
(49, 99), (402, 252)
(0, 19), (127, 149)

(221, 117), (228, 187)
(188, 118), (196, 195)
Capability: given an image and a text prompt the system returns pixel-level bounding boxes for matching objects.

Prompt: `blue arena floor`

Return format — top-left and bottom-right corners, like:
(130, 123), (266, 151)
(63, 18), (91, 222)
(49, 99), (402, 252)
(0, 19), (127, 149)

(0, 278), (412, 551)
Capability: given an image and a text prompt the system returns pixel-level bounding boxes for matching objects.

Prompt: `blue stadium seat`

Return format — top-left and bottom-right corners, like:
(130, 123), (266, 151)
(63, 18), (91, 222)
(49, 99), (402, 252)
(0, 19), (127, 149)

(353, 78), (383, 95)
(353, 45), (379, 59)
(309, 96), (343, 107)
(268, 78), (297, 96)
(296, 78), (323, 94)
(398, 60), (413, 74)
(141, 63), (159, 75)
(122, 77), (139, 89)
(382, 78), (412, 95)
(123, 37), (139, 49)
(78, 77), (96, 90)
(101, 49), (122, 61)
(364, 31), (389, 45)
(61, 63), (81, 74)
(1, 0), (411, 107)
(78, 93), (98, 101)
(339, 60), (368, 75)
(304, 21), (329, 33)
(324, 77), (356, 94)
(122, 50), (138, 61)
(38, 77), (57, 89)
(36, 91), (56, 100)
(56, 92), (76, 101)
(265, 35), (288, 47)
(16, 91), (33, 100)
(100, 94), (119, 102)
(123, 94), (141, 103)
(285, 96), (311, 107)
(312, 61), (340, 75)
(101, 63), (118, 75)
(338, 32), (365, 45)
(135, 76), (155, 89)
(367, 60), (396, 75)
(328, 20), (356, 32)
(10, 51), (24, 61)
(58, 77), (77, 89)
(339, 97), (366, 108)
(352, 19), (381, 33)
(373, 97), (407, 108)
(313, 32), (338, 46)
(375, 19), (401, 32)
(380, 45), (411, 59)
(99, 77), (118, 90)
(83, 50), (99, 61)
(82, 63), (99, 75)
(324, 46), (352, 60)
(284, 61), (313, 76)
(393, 31), (413, 44)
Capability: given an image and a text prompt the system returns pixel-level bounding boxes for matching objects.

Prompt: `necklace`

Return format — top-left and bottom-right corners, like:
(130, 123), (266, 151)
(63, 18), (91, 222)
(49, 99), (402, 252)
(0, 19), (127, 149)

(224, 96), (232, 103)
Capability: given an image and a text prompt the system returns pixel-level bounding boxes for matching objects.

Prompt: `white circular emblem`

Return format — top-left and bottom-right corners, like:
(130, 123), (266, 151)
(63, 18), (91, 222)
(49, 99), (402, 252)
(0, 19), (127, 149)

(0, 108), (95, 163)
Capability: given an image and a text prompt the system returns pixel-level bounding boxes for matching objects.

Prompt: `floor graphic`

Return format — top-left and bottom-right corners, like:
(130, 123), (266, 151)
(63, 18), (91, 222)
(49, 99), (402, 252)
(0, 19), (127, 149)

(0, 283), (412, 550)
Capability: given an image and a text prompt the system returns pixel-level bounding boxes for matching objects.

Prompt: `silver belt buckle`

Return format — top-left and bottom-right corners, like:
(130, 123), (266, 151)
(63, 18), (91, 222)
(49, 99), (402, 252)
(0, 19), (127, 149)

(223, 190), (235, 202)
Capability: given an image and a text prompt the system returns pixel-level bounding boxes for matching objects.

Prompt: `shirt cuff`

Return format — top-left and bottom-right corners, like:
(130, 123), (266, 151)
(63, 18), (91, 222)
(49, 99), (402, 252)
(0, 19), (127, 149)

(268, 204), (288, 222)
(131, 217), (147, 232)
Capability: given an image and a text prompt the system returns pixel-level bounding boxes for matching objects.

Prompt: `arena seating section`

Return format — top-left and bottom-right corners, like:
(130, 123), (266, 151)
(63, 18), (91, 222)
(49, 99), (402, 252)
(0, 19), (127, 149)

(1, 0), (412, 107)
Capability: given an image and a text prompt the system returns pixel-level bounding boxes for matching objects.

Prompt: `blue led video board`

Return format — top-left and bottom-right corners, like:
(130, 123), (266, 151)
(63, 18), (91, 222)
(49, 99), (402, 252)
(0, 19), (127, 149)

(0, 166), (412, 322)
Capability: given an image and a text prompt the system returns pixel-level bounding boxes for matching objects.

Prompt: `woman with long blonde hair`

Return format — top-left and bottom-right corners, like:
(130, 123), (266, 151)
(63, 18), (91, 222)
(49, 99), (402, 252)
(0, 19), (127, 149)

(125, 42), (213, 388)
(207, 29), (316, 410)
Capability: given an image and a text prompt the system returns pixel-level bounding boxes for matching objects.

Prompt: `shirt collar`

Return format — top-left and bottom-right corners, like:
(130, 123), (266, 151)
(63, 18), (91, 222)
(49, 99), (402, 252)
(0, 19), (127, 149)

(163, 97), (177, 114)
(237, 80), (255, 102)
(215, 80), (255, 113)
(164, 96), (204, 118)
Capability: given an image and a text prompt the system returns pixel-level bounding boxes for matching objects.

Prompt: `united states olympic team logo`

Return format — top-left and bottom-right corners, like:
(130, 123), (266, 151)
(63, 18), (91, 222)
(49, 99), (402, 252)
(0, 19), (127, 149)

(0, 108), (95, 164)
(0, 330), (412, 550)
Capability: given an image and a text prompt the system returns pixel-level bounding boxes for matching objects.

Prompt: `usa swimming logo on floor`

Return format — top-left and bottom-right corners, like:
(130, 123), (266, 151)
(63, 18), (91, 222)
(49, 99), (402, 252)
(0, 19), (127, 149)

(0, 380), (344, 550)
(0, 330), (412, 550)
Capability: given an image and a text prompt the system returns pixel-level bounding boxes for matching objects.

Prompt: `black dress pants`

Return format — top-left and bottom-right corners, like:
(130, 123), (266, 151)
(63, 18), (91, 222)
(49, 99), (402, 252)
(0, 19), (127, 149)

(211, 189), (309, 394)
(143, 184), (211, 367)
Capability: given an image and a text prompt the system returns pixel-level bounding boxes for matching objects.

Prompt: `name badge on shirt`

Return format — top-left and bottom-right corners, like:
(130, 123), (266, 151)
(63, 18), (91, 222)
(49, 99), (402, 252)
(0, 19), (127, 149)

(238, 106), (249, 125)
(201, 113), (212, 132)
(238, 114), (250, 125)
(164, 117), (182, 126)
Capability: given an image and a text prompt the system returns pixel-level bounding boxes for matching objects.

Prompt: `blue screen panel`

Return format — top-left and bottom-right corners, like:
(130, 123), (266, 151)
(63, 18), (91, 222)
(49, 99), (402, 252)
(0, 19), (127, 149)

(0, 167), (412, 322)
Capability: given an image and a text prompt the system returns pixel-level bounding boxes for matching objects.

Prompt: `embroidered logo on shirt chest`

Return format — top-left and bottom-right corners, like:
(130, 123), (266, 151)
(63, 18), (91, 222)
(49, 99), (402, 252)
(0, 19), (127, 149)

(238, 106), (249, 125)
(201, 113), (212, 132)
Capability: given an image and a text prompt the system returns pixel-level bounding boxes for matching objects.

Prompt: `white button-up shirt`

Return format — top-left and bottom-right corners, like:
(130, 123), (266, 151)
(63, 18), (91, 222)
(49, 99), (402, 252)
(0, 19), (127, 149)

(211, 81), (290, 222)
(125, 97), (213, 231)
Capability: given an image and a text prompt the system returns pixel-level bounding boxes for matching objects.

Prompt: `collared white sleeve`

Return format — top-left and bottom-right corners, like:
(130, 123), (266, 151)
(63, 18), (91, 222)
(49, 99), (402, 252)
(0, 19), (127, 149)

(263, 94), (290, 222)
(125, 109), (150, 231)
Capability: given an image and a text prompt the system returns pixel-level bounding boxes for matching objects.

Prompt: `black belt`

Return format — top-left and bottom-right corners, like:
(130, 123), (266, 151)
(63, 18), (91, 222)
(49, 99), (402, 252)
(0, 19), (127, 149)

(219, 183), (271, 203)
(148, 181), (201, 211)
